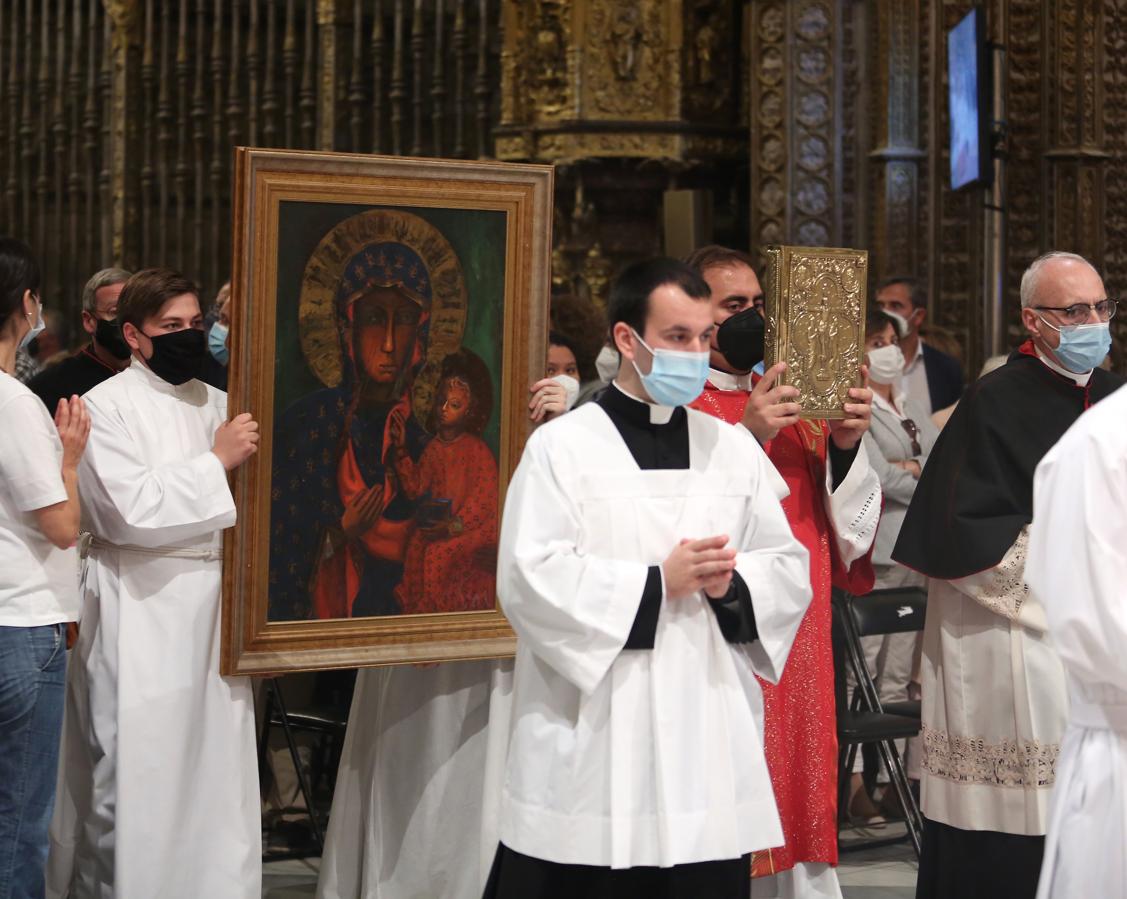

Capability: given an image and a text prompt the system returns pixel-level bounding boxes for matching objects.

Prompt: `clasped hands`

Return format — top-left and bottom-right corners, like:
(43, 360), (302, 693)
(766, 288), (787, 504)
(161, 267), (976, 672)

(740, 361), (873, 450)
(662, 535), (737, 601)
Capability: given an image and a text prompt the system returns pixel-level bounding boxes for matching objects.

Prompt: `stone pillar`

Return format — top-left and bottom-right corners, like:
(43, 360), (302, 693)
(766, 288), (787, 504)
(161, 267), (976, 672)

(748, 0), (847, 255)
(104, 0), (142, 268)
(1044, 0), (1109, 264)
(316, 0), (344, 150)
(869, 0), (923, 278)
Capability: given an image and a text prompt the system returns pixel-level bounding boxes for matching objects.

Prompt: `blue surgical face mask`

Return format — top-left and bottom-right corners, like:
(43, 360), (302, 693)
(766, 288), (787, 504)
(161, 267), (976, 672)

(208, 321), (230, 366)
(1038, 316), (1111, 373)
(630, 329), (710, 407)
(19, 296), (45, 350)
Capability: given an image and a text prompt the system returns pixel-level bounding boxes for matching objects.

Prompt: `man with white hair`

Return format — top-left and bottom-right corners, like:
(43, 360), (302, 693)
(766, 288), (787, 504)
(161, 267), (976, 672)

(893, 251), (1123, 898)
(28, 267), (133, 412)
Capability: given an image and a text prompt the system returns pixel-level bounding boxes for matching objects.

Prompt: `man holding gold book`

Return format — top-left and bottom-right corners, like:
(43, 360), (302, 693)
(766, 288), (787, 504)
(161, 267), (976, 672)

(687, 245), (881, 899)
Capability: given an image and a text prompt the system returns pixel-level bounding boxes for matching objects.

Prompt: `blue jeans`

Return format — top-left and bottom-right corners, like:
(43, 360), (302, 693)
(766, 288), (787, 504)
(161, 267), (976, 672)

(0, 624), (67, 899)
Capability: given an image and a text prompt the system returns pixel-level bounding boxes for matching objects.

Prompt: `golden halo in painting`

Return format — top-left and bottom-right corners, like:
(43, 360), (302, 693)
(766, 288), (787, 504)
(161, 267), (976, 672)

(298, 208), (469, 425)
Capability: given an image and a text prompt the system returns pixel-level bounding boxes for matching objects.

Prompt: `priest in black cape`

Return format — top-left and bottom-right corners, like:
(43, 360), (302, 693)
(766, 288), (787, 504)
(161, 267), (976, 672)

(28, 268), (133, 412)
(892, 251), (1124, 899)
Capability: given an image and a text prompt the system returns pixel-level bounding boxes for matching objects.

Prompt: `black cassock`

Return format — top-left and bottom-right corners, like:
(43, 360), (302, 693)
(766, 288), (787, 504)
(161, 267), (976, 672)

(893, 345), (1125, 899)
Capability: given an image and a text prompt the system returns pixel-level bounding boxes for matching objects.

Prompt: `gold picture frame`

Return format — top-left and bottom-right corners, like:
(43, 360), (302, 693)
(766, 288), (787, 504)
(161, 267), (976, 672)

(762, 245), (868, 420)
(221, 148), (553, 675)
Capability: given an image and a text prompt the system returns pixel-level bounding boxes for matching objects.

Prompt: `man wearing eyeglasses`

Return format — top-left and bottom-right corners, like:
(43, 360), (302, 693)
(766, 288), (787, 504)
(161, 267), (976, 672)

(893, 251), (1125, 899)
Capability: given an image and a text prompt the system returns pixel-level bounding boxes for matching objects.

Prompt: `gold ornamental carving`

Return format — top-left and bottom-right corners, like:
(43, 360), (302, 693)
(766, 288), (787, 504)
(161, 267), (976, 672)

(1045, 0), (1109, 262)
(496, 130), (745, 164)
(583, 0), (668, 119)
(762, 246), (867, 420)
(499, 0), (744, 167)
(869, 0), (921, 278)
(498, 0), (579, 127)
(580, 242), (614, 309)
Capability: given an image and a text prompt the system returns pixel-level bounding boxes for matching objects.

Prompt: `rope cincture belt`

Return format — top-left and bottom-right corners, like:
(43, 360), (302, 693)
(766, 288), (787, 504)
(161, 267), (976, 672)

(79, 532), (224, 563)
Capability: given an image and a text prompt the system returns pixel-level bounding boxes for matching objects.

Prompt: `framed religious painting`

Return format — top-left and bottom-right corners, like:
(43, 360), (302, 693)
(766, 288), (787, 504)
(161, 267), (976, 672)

(220, 148), (553, 675)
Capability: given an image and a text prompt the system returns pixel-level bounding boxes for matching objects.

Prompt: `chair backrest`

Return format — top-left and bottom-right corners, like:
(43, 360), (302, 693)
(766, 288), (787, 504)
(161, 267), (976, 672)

(846, 586), (927, 638)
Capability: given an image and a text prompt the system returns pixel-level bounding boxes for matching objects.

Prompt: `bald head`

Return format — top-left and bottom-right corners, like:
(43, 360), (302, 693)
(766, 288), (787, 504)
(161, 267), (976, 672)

(1019, 252), (1103, 310)
(1019, 251), (1112, 369)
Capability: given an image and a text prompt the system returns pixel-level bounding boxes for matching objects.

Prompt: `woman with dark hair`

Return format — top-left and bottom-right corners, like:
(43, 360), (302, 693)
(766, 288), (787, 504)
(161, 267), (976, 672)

(862, 308), (940, 568)
(549, 292), (606, 384)
(848, 308), (940, 820)
(0, 237), (88, 898)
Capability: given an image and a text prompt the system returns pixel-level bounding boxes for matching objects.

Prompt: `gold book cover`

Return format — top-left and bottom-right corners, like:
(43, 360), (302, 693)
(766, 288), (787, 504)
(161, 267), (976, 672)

(762, 245), (868, 420)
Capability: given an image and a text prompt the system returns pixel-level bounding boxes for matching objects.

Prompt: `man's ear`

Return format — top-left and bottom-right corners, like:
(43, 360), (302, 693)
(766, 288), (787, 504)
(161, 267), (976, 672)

(122, 321), (143, 353)
(81, 310), (97, 337)
(612, 322), (637, 361)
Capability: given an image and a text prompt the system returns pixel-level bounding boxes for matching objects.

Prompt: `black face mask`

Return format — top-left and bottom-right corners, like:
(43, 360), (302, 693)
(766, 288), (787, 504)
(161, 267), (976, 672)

(144, 328), (206, 385)
(94, 317), (133, 360)
(716, 307), (766, 372)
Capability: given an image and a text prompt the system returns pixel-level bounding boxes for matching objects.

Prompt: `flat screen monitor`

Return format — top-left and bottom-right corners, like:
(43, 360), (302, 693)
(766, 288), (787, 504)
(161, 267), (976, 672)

(947, 8), (991, 191)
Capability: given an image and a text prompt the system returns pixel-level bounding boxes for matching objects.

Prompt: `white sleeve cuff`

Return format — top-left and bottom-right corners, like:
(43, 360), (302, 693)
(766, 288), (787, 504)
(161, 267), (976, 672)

(824, 440), (880, 566)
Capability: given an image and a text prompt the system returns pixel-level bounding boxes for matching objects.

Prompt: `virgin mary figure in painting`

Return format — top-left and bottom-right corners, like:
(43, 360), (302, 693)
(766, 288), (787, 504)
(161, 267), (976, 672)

(269, 208), (472, 621)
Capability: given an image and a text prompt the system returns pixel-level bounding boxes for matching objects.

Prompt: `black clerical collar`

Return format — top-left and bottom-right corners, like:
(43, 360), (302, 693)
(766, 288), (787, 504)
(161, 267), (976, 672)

(597, 382), (690, 470)
(600, 381), (685, 429)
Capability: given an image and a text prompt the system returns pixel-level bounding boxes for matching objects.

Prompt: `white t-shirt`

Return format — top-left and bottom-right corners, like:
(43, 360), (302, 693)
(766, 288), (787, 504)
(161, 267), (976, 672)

(0, 372), (79, 625)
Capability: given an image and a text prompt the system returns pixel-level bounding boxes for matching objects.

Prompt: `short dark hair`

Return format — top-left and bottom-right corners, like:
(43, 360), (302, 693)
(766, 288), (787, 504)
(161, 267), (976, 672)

(427, 347), (493, 435)
(684, 244), (756, 275)
(607, 258), (711, 335)
(117, 268), (200, 330)
(0, 237), (41, 327)
(876, 275), (927, 310)
(866, 308), (901, 338)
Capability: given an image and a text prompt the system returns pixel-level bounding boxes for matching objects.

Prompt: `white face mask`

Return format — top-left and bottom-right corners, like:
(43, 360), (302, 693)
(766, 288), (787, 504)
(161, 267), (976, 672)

(883, 310), (911, 339)
(595, 345), (619, 383)
(867, 343), (905, 385)
(549, 373), (580, 411)
(19, 296), (45, 351)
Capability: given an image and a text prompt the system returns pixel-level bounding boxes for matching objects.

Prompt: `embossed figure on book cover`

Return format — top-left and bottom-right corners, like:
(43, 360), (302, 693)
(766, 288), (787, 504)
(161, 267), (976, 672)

(763, 246), (867, 420)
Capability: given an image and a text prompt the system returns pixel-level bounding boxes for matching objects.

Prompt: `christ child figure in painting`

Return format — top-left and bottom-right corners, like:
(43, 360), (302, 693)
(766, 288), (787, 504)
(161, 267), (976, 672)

(391, 348), (498, 614)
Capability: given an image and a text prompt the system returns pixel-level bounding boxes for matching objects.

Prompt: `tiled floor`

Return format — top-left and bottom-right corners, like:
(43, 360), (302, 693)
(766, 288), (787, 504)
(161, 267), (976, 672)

(263, 857), (318, 898)
(262, 832), (919, 898)
(838, 824), (918, 898)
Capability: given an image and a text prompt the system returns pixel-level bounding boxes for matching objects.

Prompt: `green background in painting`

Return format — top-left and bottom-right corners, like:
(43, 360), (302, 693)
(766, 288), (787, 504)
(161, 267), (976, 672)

(272, 201), (507, 451)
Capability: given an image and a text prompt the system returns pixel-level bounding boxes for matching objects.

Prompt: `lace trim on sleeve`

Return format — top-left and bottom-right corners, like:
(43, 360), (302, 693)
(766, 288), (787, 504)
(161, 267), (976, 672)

(961, 527), (1030, 620)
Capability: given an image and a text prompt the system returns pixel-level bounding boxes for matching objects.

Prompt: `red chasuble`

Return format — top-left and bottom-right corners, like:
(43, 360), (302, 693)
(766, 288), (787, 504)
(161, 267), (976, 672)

(691, 380), (875, 875)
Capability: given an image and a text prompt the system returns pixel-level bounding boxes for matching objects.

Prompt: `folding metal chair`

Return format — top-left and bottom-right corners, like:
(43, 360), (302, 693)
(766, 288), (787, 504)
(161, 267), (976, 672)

(832, 586), (927, 858)
(257, 675), (352, 860)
